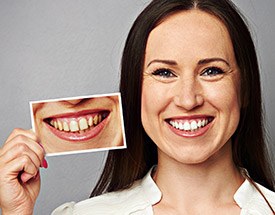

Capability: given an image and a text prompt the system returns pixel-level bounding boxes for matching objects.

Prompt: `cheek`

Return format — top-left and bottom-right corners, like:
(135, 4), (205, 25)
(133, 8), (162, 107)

(141, 80), (165, 127)
(212, 89), (239, 110)
(33, 110), (44, 133)
(204, 79), (241, 133)
(141, 84), (153, 126)
(204, 75), (241, 109)
(32, 104), (44, 122)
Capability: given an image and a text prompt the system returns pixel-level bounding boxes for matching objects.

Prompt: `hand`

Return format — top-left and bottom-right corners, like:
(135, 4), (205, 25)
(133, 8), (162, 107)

(0, 128), (47, 215)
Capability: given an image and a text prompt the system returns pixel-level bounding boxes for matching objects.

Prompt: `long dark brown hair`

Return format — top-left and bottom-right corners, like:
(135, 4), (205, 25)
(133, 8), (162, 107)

(91, 0), (274, 197)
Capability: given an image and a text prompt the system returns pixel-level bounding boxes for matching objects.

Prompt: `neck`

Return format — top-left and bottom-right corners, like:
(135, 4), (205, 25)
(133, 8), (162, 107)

(154, 141), (244, 210)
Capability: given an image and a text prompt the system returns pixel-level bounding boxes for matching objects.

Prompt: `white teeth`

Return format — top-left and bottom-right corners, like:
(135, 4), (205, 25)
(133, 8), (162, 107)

(69, 121), (79, 132)
(170, 118), (210, 131)
(190, 121), (197, 130)
(183, 121), (191, 131)
(197, 120), (202, 128)
(170, 121), (174, 127)
(79, 118), (88, 130)
(63, 121), (70, 131)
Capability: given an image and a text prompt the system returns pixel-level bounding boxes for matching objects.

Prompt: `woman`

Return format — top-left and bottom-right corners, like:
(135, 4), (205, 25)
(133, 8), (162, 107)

(0, 0), (274, 214)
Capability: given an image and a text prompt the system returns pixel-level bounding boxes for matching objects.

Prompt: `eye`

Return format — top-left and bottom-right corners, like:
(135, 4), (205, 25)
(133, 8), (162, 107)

(152, 68), (176, 78)
(201, 67), (225, 77)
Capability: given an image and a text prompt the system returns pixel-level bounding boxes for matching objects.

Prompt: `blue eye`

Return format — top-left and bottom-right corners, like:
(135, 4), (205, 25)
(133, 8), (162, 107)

(201, 67), (225, 77)
(152, 69), (175, 78)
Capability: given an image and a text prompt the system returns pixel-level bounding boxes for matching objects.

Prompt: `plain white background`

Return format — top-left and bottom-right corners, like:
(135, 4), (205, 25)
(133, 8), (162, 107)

(0, 0), (274, 214)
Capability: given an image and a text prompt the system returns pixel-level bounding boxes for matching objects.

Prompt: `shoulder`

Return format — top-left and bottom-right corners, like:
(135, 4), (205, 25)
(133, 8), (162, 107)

(253, 183), (275, 208)
(52, 180), (145, 215)
(238, 181), (275, 214)
(51, 168), (160, 215)
(78, 180), (150, 214)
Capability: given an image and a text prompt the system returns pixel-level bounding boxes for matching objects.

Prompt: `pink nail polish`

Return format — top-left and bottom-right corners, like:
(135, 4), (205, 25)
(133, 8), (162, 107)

(42, 159), (48, 168)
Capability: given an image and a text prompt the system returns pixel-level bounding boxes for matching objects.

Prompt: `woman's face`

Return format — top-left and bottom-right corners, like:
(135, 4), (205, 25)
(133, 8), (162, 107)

(141, 10), (241, 164)
(32, 96), (123, 153)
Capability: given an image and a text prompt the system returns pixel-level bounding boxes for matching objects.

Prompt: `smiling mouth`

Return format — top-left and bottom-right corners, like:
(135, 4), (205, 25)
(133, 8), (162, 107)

(44, 111), (110, 141)
(165, 116), (214, 138)
(168, 117), (214, 132)
(45, 111), (109, 133)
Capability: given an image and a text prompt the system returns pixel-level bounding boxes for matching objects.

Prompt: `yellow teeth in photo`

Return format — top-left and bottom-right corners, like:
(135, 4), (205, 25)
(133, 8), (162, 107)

(63, 121), (70, 131)
(69, 121), (79, 132)
(48, 113), (107, 133)
(79, 118), (89, 130)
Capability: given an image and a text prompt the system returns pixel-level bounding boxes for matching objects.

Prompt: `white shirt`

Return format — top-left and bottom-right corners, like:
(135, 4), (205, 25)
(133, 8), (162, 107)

(52, 168), (275, 215)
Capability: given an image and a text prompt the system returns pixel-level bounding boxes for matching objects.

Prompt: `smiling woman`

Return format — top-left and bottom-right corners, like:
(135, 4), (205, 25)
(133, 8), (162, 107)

(31, 95), (124, 153)
(87, 0), (275, 214)
(0, 0), (274, 214)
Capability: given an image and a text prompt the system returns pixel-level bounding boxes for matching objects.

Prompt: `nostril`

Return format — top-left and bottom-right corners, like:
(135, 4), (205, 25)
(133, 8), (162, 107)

(174, 93), (203, 110)
(195, 94), (204, 105)
(65, 99), (83, 105)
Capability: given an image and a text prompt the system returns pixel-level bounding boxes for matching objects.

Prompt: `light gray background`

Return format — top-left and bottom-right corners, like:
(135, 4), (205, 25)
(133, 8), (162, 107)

(0, 0), (274, 214)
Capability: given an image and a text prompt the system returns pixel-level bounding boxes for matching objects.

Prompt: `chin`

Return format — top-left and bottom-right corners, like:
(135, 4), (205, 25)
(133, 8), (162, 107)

(174, 153), (213, 165)
(160, 143), (223, 166)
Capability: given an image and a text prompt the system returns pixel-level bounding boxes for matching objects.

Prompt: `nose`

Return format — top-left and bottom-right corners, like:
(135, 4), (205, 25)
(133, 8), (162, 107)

(65, 99), (83, 105)
(173, 76), (204, 110)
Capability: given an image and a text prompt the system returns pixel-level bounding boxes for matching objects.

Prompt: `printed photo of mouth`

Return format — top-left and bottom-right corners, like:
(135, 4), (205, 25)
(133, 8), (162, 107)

(30, 93), (126, 156)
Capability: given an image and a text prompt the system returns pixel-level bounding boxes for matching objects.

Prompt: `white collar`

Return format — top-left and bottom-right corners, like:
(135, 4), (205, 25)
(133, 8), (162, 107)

(140, 166), (262, 208)
(139, 166), (162, 205)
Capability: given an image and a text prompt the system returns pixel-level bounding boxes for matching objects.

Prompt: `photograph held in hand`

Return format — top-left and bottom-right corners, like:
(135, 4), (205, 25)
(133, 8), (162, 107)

(30, 93), (126, 155)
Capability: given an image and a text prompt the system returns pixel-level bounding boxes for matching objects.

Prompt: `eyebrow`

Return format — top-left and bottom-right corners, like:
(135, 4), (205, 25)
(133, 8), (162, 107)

(198, 58), (230, 67)
(147, 58), (230, 68)
(147, 59), (177, 68)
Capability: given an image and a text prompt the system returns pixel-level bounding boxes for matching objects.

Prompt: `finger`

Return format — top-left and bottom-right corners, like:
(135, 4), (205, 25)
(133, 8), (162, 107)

(1, 155), (38, 183)
(1, 135), (45, 165)
(20, 172), (33, 183)
(1, 141), (44, 171)
(22, 171), (41, 184)
(5, 128), (39, 144)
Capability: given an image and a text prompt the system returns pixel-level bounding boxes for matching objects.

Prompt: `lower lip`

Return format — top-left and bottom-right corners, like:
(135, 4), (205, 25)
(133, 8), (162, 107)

(45, 116), (109, 142)
(167, 120), (212, 138)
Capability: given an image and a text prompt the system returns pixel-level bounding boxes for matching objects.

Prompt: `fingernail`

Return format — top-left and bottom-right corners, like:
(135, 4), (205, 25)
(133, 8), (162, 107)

(42, 159), (48, 168)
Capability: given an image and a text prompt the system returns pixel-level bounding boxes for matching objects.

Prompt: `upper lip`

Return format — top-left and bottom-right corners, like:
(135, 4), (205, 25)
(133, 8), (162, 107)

(44, 109), (110, 120)
(166, 114), (214, 121)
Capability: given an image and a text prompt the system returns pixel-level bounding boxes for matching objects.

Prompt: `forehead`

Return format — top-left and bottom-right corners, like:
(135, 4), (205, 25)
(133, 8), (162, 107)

(145, 9), (235, 63)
